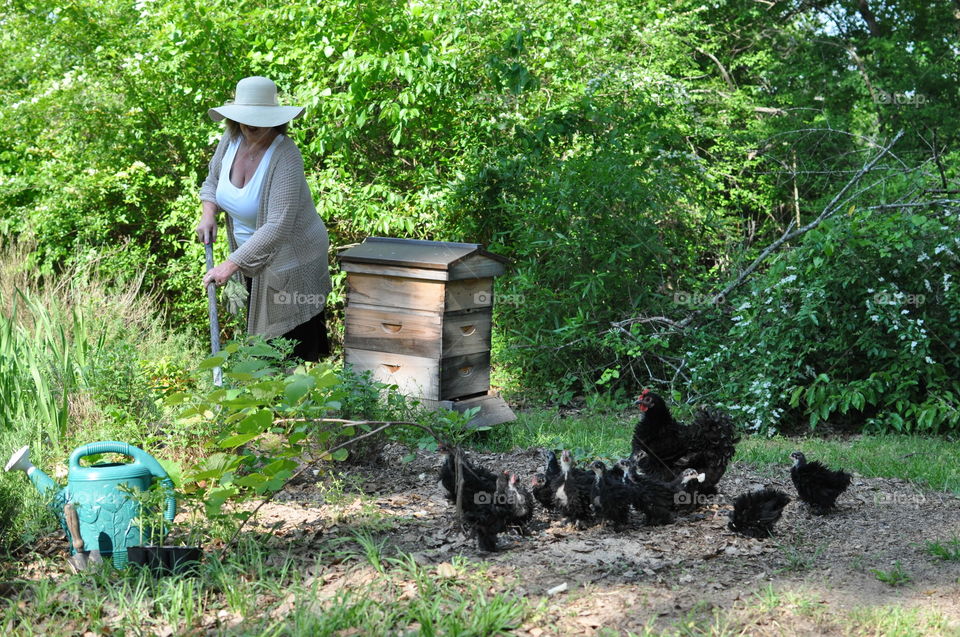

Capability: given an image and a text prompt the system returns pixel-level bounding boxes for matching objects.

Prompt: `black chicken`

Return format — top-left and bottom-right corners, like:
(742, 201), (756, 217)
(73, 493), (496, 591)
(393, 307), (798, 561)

(462, 471), (512, 551)
(728, 488), (791, 538)
(589, 461), (633, 528)
(437, 441), (497, 504)
(554, 450), (594, 527)
(670, 467), (706, 511)
(505, 473), (534, 533)
(531, 473), (555, 511)
(543, 449), (562, 483)
(618, 456), (674, 525)
(631, 390), (739, 494)
(437, 443), (511, 551)
(607, 461), (626, 483)
(790, 451), (851, 514)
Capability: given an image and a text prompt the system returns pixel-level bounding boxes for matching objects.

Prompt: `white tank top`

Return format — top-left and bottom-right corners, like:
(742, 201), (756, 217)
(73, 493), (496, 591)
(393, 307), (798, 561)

(216, 135), (281, 248)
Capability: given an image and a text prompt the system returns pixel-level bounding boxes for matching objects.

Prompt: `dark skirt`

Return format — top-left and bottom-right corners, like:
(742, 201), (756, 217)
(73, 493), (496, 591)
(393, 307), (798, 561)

(282, 309), (330, 362)
(246, 277), (330, 362)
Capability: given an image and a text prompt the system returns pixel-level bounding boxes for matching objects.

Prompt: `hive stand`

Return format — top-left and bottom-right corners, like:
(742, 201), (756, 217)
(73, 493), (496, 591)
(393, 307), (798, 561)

(338, 237), (515, 427)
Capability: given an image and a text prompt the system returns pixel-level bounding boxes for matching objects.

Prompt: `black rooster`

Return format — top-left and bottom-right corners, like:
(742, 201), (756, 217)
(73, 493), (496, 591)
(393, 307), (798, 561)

(631, 390), (739, 494)
(555, 450), (594, 527)
(790, 451), (851, 514)
(728, 488), (791, 537)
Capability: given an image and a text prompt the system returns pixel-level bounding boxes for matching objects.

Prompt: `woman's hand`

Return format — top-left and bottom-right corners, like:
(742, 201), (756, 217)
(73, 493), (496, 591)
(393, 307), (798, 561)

(203, 260), (240, 289)
(196, 202), (218, 244)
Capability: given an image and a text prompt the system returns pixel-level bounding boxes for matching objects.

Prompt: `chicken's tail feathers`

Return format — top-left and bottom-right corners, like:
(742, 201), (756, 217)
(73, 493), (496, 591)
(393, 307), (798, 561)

(690, 407), (741, 448)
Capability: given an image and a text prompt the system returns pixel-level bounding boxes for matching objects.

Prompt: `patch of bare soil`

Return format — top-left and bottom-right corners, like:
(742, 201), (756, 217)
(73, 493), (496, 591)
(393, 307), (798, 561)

(253, 444), (960, 635)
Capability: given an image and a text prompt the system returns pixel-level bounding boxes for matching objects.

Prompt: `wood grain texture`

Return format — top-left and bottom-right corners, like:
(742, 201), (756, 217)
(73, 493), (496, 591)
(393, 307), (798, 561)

(441, 309), (492, 357)
(439, 351), (490, 400)
(344, 349), (490, 401)
(344, 307), (443, 358)
(444, 278), (493, 312)
(341, 261), (449, 281)
(346, 274), (446, 312)
(344, 348), (441, 400)
(448, 254), (507, 280)
(451, 393), (517, 427)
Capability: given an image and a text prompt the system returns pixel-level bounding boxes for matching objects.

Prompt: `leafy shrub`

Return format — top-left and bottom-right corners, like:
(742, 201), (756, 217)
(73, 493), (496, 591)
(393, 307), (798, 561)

(684, 206), (960, 434)
(170, 337), (471, 535)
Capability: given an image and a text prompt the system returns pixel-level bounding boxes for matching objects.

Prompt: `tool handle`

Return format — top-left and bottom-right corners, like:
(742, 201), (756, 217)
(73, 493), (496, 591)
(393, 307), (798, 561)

(64, 503), (84, 552)
(204, 242), (223, 386)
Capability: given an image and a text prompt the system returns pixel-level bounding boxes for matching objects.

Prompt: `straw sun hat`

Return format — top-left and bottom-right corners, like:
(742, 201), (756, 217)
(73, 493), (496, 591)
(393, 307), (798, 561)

(208, 76), (304, 127)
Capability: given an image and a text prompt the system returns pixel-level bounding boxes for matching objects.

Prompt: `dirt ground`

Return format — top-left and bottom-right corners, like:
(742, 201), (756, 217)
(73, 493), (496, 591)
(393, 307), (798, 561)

(251, 443), (960, 635)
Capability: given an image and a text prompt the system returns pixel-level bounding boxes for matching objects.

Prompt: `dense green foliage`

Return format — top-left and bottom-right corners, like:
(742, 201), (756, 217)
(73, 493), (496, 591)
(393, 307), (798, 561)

(1, 0), (958, 431)
(684, 208), (960, 433)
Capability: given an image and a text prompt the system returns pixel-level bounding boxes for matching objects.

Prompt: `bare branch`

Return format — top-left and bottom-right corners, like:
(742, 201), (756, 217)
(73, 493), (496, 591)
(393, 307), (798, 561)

(677, 129), (904, 328)
(693, 46), (736, 90)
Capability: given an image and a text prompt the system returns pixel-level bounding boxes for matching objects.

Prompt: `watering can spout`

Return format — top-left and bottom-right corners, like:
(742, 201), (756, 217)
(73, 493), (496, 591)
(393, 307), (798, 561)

(5, 445), (59, 497)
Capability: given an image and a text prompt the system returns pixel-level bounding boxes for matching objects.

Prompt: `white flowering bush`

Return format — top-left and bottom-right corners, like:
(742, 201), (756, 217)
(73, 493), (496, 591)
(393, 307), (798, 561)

(685, 207), (960, 434)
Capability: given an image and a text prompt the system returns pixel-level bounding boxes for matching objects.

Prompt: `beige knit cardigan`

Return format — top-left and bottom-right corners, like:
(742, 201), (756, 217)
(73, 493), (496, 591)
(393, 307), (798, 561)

(199, 131), (331, 339)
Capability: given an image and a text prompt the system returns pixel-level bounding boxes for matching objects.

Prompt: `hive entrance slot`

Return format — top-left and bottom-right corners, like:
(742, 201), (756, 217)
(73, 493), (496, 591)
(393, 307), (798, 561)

(459, 325), (476, 336)
(382, 364), (402, 373)
(381, 323), (403, 333)
(459, 366), (474, 377)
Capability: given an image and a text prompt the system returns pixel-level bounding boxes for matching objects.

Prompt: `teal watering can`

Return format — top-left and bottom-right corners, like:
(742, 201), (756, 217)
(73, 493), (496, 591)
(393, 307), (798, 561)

(5, 442), (176, 568)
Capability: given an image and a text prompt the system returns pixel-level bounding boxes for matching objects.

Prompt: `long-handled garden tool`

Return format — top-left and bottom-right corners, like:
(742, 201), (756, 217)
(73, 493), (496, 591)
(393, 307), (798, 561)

(204, 242), (223, 387)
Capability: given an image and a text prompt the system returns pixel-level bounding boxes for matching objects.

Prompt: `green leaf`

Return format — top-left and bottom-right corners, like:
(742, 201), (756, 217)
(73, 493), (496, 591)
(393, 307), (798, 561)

(204, 486), (238, 517)
(285, 374), (316, 403)
(237, 409), (273, 434)
(218, 432), (259, 449)
(199, 353), (228, 370)
(331, 449), (349, 461)
(163, 392), (188, 406)
(232, 358), (268, 374)
(157, 458), (183, 488)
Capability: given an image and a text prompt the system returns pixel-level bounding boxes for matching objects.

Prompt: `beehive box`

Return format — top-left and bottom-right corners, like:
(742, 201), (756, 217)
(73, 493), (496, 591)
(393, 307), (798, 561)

(338, 237), (515, 426)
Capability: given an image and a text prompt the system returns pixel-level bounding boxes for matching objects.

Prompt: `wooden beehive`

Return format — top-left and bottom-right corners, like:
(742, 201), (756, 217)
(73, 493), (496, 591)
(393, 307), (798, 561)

(338, 237), (515, 426)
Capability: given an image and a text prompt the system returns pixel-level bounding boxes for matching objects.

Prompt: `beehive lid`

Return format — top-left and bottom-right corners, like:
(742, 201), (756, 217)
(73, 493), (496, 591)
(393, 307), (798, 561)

(338, 237), (509, 280)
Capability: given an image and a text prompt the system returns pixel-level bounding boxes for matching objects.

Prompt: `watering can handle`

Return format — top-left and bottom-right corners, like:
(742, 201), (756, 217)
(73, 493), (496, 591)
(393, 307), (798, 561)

(68, 442), (177, 522)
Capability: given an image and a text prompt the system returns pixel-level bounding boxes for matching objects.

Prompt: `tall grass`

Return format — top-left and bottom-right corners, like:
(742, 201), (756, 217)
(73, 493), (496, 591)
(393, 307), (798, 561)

(0, 241), (200, 550)
(0, 291), (99, 441)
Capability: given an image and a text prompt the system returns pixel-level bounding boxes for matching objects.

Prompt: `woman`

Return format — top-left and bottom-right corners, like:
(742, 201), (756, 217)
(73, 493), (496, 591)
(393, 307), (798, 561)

(197, 76), (331, 361)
